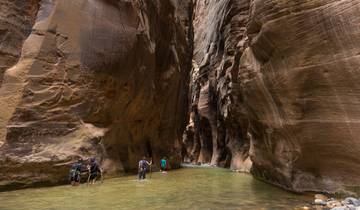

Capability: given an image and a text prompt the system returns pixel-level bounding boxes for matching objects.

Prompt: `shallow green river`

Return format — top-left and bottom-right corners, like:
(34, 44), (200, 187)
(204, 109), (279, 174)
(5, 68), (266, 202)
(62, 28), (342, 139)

(0, 167), (313, 210)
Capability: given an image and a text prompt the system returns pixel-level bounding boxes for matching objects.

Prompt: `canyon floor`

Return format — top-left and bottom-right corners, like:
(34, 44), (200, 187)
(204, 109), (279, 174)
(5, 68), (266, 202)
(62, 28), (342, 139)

(0, 167), (314, 210)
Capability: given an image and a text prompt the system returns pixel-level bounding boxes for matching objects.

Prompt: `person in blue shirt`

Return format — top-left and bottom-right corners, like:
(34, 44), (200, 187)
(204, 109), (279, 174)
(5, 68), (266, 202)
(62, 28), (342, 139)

(160, 157), (167, 172)
(69, 159), (84, 186)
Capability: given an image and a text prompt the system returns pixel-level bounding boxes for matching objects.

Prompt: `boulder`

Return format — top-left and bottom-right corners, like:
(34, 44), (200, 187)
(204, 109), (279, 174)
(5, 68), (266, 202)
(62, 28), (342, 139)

(327, 200), (342, 209)
(344, 198), (360, 206)
(314, 199), (327, 206)
(315, 194), (329, 201)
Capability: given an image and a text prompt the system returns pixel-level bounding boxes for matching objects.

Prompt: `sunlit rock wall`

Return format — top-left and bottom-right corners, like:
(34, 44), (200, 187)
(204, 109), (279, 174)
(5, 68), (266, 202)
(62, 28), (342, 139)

(0, 0), (193, 190)
(184, 0), (360, 193)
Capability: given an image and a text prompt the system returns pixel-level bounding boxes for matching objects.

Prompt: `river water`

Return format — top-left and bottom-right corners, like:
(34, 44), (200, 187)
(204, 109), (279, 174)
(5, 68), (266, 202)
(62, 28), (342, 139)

(0, 167), (313, 210)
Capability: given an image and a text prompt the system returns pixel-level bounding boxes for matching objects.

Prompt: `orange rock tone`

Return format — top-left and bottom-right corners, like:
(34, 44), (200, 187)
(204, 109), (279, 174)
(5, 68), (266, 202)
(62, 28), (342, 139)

(1, 0), (360, 194)
(182, 0), (360, 193)
(0, 0), (193, 190)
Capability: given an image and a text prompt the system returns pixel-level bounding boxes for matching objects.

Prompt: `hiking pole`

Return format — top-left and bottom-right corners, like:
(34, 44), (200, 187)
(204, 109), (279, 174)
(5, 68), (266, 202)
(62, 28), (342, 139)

(150, 165), (152, 179)
(100, 169), (104, 184)
(149, 159), (153, 179)
(87, 173), (91, 186)
(87, 166), (91, 186)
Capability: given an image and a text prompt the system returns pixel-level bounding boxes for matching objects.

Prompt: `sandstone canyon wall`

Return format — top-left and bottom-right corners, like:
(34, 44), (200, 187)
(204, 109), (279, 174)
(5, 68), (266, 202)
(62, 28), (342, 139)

(182, 0), (252, 172)
(0, 0), (193, 190)
(183, 0), (360, 193)
(1, 0), (360, 194)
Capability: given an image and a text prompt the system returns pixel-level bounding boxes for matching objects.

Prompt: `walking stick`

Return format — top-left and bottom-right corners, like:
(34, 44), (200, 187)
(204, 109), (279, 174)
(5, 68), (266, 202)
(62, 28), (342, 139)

(149, 159), (153, 179)
(87, 166), (91, 185)
(100, 169), (104, 184)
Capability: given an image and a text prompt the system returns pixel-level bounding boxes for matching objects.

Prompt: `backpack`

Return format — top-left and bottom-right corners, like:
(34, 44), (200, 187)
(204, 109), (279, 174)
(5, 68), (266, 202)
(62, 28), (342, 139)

(139, 160), (147, 170)
(70, 163), (81, 178)
(90, 162), (100, 173)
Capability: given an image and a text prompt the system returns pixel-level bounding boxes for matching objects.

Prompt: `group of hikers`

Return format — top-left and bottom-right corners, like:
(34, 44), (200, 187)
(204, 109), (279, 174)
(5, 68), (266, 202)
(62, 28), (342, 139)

(138, 156), (168, 180)
(69, 156), (168, 185)
(69, 157), (103, 186)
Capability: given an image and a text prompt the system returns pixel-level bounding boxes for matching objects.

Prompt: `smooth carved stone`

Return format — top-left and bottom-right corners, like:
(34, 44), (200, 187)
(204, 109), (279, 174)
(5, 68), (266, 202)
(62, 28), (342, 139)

(183, 0), (360, 193)
(182, 0), (252, 172)
(0, 0), (193, 191)
(243, 0), (360, 193)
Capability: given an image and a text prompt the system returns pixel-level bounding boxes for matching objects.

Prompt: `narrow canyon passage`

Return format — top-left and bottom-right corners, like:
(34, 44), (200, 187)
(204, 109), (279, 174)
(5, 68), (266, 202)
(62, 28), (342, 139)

(0, 0), (360, 201)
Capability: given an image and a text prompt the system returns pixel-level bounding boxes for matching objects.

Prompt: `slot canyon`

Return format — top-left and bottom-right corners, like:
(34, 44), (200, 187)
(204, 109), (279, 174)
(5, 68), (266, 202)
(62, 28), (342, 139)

(0, 0), (360, 198)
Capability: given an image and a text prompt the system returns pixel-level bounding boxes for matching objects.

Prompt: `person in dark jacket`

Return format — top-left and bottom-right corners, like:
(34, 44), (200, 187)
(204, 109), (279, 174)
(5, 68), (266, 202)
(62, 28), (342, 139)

(87, 157), (103, 185)
(138, 156), (152, 179)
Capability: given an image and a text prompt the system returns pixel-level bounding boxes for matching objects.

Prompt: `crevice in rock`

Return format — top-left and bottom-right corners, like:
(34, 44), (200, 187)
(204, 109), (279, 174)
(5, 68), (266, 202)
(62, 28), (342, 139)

(144, 139), (153, 159)
(182, 0), (252, 172)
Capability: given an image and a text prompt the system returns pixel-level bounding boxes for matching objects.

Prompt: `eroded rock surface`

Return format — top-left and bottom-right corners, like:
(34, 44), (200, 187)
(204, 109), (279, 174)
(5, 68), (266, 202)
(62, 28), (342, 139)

(0, 0), (192, 190)
(2, 0), (360, 194)
(182, 0), (252, 172)
(183, 0), (360, 193)
(0, 0), (40, 86)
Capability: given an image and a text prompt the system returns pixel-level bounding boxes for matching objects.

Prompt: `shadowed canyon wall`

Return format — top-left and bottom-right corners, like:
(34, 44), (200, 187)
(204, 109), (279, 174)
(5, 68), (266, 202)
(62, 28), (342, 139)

(182, 0), (252, 172)
(183, 0), (360, 193)
(0, 0), (193, 190)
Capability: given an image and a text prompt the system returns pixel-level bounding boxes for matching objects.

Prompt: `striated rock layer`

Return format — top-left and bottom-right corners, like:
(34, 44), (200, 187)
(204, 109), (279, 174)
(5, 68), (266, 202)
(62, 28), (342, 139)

(0, 0), (40, 86)
(1, 0), (360, 194)
(0, 0), (193, 190)
(182, 0), (252, 172)
(183, 0), (360, 193)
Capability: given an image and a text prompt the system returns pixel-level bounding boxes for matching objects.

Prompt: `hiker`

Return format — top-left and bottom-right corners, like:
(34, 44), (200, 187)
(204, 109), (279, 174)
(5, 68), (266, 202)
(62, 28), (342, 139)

(160, 157), (167, 172)
(87, 157), (102, 185)
(69, 159), (83, 186)
(138, 156), (152, 180)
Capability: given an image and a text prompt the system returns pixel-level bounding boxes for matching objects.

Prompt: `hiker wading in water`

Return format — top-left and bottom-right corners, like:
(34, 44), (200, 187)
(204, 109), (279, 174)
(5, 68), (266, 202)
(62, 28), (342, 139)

(87, 157), (103, 185)
(138, 156), (152, 180)
(160, 157), (167, 172)
(69, 159), (84, 186)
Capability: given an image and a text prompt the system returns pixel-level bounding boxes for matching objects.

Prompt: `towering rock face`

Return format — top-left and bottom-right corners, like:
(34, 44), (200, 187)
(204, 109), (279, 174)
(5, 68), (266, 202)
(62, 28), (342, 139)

(0, 0), (40, 86)
(184, 0), (360, 193)
(183, 0), (252, 171)
(0, 0), (192, 190)
(1, 0), (360, 194)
